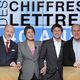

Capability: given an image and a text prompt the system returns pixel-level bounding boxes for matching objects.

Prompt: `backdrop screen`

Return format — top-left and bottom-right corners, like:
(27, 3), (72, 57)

(0, 0), (80, 42)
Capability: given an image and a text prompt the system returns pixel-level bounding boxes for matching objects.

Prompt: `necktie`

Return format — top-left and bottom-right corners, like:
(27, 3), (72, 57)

(6, 41), (9, 52)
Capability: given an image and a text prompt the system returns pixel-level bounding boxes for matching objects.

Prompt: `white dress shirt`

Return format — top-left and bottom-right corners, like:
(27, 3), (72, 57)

(73, 39), (80, 62)
(3, 35), (10, 48)
(53, 38), (61, 58)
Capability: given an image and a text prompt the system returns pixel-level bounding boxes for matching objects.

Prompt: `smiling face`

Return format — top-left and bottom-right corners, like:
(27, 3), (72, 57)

(52, 27), (62, 39)
(72, 25), (80, 40)
(25, 29), (35, 41)
(4, 25), (14, 41)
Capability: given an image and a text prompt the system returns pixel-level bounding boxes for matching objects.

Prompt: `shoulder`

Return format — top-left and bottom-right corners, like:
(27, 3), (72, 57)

(18, 41), (26, 46)
(61, 39), (66, 45)
(34, 41), (42, 48)
(65, 38), (73, 45)
(43, 39), (52, 44)
(11, 40), (17, 46)
(0, 36), (3, 41)
(35, 41), (41, 45)
(41, 39), (52, 47)
(63, 38), (73, 49)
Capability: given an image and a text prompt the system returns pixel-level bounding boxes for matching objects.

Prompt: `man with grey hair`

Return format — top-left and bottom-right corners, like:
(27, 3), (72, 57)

(0, 25), (18, 67)
(63, 24), (80, 68)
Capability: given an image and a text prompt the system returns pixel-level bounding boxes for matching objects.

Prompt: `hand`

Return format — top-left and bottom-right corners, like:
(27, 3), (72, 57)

(40, 65), (47, 75)
(73, 62), (80, 68)
(17, 62), (22, 70)
(10, 61), (17, 67)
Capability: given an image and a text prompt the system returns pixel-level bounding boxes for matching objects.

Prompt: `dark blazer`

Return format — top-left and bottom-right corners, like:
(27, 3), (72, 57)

(63, 37), (75, 66)
(39, 38), (65, 80)
(0, 36), (18, 66)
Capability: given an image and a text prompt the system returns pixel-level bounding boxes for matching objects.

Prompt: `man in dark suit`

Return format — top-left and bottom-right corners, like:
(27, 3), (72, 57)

(0, 25), (18, 66)
(39, 24), (65, 80)
(63, 24), (80, 68)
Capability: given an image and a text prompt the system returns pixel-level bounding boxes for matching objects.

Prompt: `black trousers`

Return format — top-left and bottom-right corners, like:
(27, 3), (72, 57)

(31, 74), (38, 80)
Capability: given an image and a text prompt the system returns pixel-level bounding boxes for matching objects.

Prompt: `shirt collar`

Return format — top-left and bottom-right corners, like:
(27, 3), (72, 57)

(3, 35), (10, 43)
(53, 38), (61, 43)
(73, 38), (80, 43)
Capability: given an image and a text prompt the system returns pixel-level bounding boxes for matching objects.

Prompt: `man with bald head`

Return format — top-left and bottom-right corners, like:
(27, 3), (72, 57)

(0, 25), (18, 67)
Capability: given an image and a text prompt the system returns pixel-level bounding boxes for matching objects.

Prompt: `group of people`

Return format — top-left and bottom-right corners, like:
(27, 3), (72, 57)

(0, 24), (80, 80)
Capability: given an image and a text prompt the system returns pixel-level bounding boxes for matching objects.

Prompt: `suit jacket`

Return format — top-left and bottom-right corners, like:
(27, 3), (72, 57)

(63, 37), (75, 66)
(39, 38), (65, 80)
(0, 36), (18, 66)
(17, 41), (41, 80)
